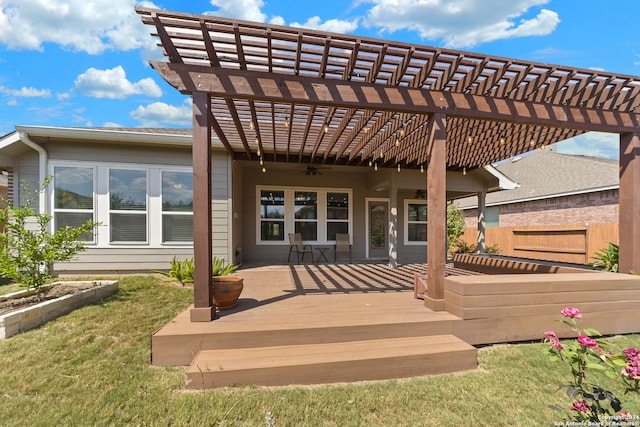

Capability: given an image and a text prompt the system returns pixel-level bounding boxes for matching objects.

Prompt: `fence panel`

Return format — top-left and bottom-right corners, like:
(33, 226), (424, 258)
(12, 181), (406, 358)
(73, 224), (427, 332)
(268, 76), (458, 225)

(460, 223), (618, 265)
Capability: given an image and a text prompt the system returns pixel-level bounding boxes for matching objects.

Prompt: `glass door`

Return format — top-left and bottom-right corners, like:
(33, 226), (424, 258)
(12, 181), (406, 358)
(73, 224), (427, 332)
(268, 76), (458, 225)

(367, 200), (388, 259)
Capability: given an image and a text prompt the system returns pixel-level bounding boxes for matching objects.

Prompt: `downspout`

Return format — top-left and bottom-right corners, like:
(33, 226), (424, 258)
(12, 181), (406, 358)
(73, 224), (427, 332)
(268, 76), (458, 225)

(17, 131), (48, 215)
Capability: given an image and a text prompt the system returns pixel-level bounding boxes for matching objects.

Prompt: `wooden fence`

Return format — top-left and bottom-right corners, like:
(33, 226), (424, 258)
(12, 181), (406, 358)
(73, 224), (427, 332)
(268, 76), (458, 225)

(459, 223), (619, 265)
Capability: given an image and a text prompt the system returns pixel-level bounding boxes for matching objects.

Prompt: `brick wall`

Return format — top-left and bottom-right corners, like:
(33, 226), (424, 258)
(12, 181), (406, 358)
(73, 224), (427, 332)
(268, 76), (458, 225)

(464, 189), (619, 228)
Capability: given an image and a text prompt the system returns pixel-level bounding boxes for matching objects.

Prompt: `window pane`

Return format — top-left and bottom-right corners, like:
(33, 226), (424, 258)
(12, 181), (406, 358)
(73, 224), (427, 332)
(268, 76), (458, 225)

(261, 221), (284, 241)
(162, 172), (193, 212)
(55, 212), (94, 241)
(327, 222), (349, 241)
(163, 214), (193, 242)
(294, 191), (317, 219)
(408, 223), (427, 242)
(260, 190), (284, 219)
(295, 221), (317, 241)
(54, 167), (93, 209)
(408, 203), (427, 222)
(327, 192), (349, 220)
(110, 169), (147, 211)
(110, 213), (147, 242)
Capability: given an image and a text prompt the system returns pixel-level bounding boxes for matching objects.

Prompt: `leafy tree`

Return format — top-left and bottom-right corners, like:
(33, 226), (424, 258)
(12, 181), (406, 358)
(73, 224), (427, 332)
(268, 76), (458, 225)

(446, 202), (465, 256)
(0, 179), (99, 299)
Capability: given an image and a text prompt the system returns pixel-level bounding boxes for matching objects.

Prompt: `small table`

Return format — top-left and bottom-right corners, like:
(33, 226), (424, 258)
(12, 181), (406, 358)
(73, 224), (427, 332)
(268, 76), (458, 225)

(314, 246), (331, 262)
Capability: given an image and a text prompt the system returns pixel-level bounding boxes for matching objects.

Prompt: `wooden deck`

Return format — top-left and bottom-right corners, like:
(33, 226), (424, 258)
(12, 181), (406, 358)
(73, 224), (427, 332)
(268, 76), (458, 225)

(151, 262), (640, 389)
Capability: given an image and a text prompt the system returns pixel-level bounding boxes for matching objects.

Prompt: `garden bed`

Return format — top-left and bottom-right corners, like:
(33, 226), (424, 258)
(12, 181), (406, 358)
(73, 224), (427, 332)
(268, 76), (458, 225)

(0, 281), (118, 339)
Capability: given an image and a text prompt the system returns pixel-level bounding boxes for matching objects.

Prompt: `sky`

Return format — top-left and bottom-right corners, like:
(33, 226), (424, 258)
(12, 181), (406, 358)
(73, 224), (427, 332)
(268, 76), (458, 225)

(1, 0), (639, 160)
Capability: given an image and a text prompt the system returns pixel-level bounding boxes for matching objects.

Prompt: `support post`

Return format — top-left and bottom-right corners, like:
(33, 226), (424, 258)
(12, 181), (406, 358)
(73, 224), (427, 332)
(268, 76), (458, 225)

(190, 91), (215, 322)
(425, 113), (447, 311)
(477, 190), (486, 253)
(388, 177), (398, 268)
(619, 130), (640, 275)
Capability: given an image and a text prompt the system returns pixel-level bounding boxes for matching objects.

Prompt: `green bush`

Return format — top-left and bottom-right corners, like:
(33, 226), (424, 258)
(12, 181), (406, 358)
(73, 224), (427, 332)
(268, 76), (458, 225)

(591, 242), (619, 272)
(0, 180), (98, 298)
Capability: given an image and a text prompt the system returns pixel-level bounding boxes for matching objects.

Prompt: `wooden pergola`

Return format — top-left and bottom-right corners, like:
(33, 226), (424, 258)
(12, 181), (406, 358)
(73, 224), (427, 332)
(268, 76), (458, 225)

(137, 7), (640, 321)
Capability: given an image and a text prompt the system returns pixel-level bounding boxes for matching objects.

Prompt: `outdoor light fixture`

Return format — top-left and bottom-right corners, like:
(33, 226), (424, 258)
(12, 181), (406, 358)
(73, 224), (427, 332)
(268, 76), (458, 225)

(324, 122), (329, 133)
(395, 135), (400, 147)
(467, 136), (473, 144)
(463, 166), (467, 176)
(380, 151), (384, 159)
(284, 116), (289, 128)
(259, 157), (264, 166)
(255, 137), (259, 144)
(250, 121), (254, 130)
(499, 135), (506, 145)
(257, 148), (261, 156)
(262, 166), (267, 173)
(374, 163), (378, 172)
(420, 164), (424, 174)
(399, 125), (405, 138)
(368, 159), (373, 167)
(397, 164), (401, 172)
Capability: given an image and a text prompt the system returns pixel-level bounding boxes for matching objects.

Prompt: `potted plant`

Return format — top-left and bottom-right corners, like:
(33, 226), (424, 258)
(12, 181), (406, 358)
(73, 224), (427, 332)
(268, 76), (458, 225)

(210, 256), (243, 310)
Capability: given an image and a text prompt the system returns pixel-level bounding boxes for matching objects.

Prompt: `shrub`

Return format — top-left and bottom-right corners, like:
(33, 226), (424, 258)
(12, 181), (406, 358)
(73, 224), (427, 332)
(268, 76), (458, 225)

(0, 180), (98, 299)
(591, 242), (619, 272)
(543, 307), (640, 423)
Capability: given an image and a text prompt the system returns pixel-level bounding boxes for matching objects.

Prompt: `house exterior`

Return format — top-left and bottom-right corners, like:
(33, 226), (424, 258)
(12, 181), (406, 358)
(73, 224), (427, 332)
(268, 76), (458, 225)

(0, 125), (514, 273)
(456, 148), (619, 229)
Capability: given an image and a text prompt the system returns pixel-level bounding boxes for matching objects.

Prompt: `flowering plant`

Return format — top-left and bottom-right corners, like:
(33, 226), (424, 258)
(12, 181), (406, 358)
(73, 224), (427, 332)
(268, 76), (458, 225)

(543, 307), (640, 423)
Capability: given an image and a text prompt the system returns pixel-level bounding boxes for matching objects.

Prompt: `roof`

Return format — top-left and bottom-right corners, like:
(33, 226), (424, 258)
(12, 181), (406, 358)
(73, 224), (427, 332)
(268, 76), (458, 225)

(137, 7), (640, 172)
(456, 149), (619, 208)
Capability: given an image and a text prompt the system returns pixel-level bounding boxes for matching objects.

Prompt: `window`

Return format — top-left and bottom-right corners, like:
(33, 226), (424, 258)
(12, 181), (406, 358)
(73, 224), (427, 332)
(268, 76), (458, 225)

(294, 191), (317, 240)
(51, 162), (193, 247)
(485, 206), (499, 228)
(326, 192), (349, 240)
(260, 190), (285, 241)
(162, 171), (193, 243)
(405, 200), (427, 244)
(53, 166), (94, 241)
(257, 187), (351, 244)
(109, 169), (147, 243)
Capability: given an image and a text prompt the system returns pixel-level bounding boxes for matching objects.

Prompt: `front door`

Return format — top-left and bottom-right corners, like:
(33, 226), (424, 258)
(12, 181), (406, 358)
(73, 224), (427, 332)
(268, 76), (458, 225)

(367, 199), (389, 259)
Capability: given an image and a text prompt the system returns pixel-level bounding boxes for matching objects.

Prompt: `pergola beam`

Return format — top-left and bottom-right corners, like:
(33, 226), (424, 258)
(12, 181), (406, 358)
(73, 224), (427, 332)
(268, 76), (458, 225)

(151, 62), (640, 134)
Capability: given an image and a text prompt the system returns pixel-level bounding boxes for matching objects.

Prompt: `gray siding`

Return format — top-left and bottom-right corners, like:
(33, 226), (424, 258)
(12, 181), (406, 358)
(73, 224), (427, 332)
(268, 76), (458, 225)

(9, 138), (233, 273)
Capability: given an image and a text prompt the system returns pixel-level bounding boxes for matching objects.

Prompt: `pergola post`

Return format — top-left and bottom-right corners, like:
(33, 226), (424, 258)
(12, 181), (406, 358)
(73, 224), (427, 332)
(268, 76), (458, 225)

(190, 91), (215, 322)
(619, 130), (640, 275)
(477, 190), (486, 253)
(424, 113), (447, 311)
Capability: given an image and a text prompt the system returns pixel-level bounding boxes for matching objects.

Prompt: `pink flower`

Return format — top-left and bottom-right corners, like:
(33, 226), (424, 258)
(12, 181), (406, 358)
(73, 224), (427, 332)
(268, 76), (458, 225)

(623, 347), (639, 359)
(543, 331), (563, 350)
(561, 307), (582, 318)
(577, 336), (598, 347)
(570, 401), (589, 412)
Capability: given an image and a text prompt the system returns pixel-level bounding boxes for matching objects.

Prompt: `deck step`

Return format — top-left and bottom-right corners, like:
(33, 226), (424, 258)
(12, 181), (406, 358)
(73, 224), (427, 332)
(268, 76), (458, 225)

(185, 334), (477, 388)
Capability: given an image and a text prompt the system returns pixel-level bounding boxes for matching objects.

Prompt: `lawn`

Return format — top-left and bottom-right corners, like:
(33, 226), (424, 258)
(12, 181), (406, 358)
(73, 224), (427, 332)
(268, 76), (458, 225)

(0, 275), (638, 426)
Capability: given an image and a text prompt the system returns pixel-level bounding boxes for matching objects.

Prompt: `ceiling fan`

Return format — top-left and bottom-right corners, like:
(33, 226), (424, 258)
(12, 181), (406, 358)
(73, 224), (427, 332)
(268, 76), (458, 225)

(301, 165), (330, 176)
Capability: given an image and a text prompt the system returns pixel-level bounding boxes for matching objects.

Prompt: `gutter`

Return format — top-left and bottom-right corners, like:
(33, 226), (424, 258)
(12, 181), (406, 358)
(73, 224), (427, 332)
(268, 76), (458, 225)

(17, 131), (48, 215)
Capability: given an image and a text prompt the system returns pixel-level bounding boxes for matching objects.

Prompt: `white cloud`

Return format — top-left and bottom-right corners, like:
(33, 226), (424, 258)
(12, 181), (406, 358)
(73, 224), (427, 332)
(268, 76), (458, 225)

(362, 0), (559, 48)
(206, 0), (267, 22)
(556, 132), (619, 160)
(102, 121), (124, 127)
(0, 85), (51, 98)
(74, 66), (162, 99)
(290, 16), (359, 34)
(130, 99), (192, 127)
(0, 0), (158, 54)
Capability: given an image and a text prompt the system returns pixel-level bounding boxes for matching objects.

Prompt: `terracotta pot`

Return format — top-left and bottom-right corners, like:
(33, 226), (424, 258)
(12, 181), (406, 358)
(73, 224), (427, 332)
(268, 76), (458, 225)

(210, 276), (244, 309)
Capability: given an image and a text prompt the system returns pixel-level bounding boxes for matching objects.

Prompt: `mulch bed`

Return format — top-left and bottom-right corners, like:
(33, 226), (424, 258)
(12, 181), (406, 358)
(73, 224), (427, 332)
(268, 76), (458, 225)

(0, 283), (99, 316)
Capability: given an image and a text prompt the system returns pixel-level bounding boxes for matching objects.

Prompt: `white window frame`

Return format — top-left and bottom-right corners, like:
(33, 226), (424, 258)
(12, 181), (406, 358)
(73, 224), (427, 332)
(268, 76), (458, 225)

(49, 161), (193, 248)
(160, 170), (194, 244)
(404, 199), (427, 246)
(256, 186), (352, 245)
(51, 164), (97, 244)
(108, 167), (149, 245)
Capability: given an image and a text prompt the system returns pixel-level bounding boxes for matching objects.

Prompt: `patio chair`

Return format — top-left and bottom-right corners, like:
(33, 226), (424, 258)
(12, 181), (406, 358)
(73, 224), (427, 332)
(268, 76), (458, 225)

(287, 233), (313, 263)
(334, 233), (352, 263)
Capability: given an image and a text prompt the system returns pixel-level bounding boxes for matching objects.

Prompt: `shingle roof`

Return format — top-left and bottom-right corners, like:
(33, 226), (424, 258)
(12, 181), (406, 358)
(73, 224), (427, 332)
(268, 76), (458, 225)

(456, 149), (619, 208)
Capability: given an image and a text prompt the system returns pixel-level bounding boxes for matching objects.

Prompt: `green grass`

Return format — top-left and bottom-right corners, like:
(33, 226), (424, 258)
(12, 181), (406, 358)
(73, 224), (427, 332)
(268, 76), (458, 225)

(0, 275), (638, 426)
